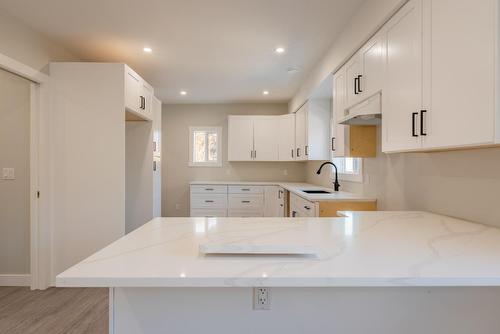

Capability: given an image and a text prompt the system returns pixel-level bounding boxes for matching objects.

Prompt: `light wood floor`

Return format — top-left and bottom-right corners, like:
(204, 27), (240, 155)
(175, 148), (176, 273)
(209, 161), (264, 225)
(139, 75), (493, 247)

(0, 287), (108, 334)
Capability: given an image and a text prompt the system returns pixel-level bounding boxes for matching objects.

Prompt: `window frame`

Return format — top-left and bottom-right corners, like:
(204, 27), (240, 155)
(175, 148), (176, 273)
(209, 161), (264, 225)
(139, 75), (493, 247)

(188, 126), (222, 167)
(332, 157), (364, 183)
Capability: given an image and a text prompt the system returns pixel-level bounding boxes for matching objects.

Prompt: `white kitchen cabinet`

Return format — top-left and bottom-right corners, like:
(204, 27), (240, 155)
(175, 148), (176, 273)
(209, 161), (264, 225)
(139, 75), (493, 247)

(124, 66), (153, 121)
(382, 0), (423, 152)
(278, 114), (296, 161)
(152, 96), (162, 217)
(227, 116), (254, 161)
(289, 193), (317, 217)
(190, 185), (228, 217)
(332, 68), (347, 157)
(227, 116), (279, 161)
(345, 55), (363, 108)
(294, 101), (331, 161)
(253, 117), (279, 161)
(264, 186), (285, 217)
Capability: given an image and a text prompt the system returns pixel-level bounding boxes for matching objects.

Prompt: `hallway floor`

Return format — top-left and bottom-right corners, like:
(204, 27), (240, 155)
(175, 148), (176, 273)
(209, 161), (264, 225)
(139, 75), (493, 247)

(0, 287), (107, 334)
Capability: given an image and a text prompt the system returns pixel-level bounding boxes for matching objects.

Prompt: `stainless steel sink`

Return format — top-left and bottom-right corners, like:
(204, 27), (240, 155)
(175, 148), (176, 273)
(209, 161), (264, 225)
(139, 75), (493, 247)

(301, 190), (332, 194)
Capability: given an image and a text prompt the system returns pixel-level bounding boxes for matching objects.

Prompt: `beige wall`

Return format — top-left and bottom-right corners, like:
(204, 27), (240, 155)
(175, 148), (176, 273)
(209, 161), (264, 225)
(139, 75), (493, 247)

(162, 103), (306, 216)
(0, 11), (78, 72)
(0, 68), (31, 274)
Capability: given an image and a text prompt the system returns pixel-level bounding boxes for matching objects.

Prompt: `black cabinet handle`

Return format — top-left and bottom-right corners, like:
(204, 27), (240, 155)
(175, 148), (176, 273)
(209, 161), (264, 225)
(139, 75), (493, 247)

(292, 211), (297, 217)
(305, 145), (309, 156)
(153, 161), (157, 171)
(331, 137), (335, 152)
(297, 148), (300, 157)
(205, 200), (214, 203)
(420, 110), (427, 136)
(291, 149), (294, 158)
(205, 188), (214, 191)
(304, 206), (311, 210)
(354, 77), (359, 95)
(412, 112), (419, 137)
(241, 188), (250, 191)
(357, 75), (363, 93)
(241, 200), (250, 203)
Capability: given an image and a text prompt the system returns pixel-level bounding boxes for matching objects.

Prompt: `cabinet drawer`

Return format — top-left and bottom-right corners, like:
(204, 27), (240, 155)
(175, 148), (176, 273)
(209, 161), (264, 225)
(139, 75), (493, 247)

(190, 194), (227, 209)
(190, 208), (227, 217)
(228, 185), (264, 194)
(191, 185), (228, 194)
(228, 209), (264, 217)
(228, 194), (264, 209)
(290, 193), (316, 217)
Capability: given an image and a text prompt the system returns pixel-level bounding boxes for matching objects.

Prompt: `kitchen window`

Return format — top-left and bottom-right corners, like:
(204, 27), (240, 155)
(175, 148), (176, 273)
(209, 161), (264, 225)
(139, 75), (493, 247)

(332, 157), (363, 183)
(189, 126), (222, 167)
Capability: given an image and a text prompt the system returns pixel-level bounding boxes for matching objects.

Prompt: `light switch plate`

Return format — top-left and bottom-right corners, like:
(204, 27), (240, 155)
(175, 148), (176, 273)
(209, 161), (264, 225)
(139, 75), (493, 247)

(2, 168), (15, 180)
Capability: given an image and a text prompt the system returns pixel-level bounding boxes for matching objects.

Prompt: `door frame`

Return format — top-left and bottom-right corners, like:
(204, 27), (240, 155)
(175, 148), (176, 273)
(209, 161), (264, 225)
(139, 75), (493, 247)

(0, 53), (51, 289)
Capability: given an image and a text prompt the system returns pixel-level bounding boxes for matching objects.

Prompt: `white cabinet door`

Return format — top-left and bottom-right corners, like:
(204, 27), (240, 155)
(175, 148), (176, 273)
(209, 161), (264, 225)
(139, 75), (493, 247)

(332, 68), (347, 157)
(152, 97), (162, 217)
(295, 104), (307, 161)
(125, 69), (141, 113)
(278, 114), (296, 161)
(422, 0), (496, 149)
(228, 116), (254, 161)
(382, 0), (423, 152)
(360, 31), (385, 99)
(140, 82), (154, 121)
(263, 186), (284, 217)
(253, 117), (279, 161)
(345, 55), (363, 108)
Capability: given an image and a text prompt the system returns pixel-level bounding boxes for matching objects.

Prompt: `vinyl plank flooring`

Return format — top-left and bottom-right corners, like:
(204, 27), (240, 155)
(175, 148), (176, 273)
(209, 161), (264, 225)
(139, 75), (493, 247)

(0, 287), (108, 334)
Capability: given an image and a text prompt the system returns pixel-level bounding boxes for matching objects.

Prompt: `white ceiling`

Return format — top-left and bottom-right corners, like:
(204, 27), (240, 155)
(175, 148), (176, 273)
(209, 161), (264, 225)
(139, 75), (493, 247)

(0, 0), (364, 103)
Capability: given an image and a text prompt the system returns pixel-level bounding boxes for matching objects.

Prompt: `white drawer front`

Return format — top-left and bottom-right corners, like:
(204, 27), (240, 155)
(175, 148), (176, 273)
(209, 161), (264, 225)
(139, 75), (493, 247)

(228, 194), (264, 210)
(190, 208), (227, 217)
(228, 209), (264, 217)
(190, 185), (228, 194)
(228, 185), (264, 194)
(290, 193), (316, 217)
(190, 194), (227, 209)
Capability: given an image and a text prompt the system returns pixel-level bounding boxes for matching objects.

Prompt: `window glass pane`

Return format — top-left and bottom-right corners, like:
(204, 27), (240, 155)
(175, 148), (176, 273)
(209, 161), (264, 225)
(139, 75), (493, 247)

(208, 132), (217, 161)
(193, 131), (207, 162)
(345, 158), (355, 173)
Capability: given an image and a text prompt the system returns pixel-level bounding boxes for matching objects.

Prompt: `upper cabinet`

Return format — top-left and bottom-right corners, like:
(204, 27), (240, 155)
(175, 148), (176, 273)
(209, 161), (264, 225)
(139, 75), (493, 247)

(227, 116), (279, 161)
(334, 0), (500, 153)
(278, 114), (296, 161)
(124, 65), (154, 121)
(295, 101), (331, 161)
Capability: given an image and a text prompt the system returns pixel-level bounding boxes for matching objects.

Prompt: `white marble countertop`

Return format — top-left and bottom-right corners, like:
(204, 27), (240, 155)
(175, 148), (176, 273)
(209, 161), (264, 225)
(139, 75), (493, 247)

(57, 212), (500, 288)
(190, 181), (376, 202)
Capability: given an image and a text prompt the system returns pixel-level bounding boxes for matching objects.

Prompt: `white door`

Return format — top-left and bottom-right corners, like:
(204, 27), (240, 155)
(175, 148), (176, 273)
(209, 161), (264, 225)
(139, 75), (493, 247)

(360, 30), (385, 99)
(345, 54), (363, 108)
(382, 0), (423, 152)
(278, 114), (296, 161)
(423, 0), (496, 149)
(332, 68), (347, 157)
(253, 117), (279, 161)
(125, 69), (141, 112)
(295, 104), (307, 160)
(228, 116), (254, 161)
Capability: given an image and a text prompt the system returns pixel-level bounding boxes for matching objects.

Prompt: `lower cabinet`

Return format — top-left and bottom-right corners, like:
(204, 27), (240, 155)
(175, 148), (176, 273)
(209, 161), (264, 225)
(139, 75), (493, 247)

(190, 185), (228, 217)
(289, 192), (378, 217)
(289, 193), (317, 217)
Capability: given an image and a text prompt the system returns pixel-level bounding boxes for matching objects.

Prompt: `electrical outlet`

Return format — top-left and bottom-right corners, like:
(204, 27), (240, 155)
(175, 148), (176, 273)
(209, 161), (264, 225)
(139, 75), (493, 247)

(253, 287), (271, 310)
(2, 168), (15, 180)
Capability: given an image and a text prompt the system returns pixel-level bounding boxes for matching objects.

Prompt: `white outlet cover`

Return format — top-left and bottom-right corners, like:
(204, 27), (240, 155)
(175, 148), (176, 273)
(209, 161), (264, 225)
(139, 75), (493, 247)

(2, 168), (15, 180)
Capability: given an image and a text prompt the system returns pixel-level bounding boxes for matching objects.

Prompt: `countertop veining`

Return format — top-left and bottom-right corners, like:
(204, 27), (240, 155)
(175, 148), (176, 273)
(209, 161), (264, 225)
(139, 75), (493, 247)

(57, 211), (500, 288)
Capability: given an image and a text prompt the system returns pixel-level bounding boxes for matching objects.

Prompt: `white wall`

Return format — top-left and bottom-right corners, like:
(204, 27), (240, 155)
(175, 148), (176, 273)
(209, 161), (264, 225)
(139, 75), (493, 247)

(0, 11), (78, 72)
(289, 0), (406, 113)
(0, 69), (31, 274)
(162, 103), (307, 216)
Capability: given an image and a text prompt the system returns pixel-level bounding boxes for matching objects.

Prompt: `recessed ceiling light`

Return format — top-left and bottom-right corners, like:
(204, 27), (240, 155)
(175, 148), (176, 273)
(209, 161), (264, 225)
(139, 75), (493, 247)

(286, 67), (300, 74)
(263, 91), (269, 95)
(275, 47), (285, 54)
(180, 91), (187, 95)
(143, 47), (152, 53)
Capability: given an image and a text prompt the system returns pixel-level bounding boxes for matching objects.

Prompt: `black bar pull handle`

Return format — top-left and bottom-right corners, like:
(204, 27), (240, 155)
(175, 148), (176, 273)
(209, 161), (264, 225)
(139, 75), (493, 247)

(420, 110), (427, 136)
(412, 112), (419, 137)
(357, 75), (363, 93)
(354, 77), (359, 95)
(331, 137), (335, 152)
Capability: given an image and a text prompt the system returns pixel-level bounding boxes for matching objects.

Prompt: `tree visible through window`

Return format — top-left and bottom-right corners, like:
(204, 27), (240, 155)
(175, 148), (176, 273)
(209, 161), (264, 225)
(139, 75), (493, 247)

(189, 127), (222, 167)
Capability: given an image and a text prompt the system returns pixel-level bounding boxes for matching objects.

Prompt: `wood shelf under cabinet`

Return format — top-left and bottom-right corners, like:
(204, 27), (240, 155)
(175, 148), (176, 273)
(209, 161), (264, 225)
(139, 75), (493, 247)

(342, 125), (377, 158)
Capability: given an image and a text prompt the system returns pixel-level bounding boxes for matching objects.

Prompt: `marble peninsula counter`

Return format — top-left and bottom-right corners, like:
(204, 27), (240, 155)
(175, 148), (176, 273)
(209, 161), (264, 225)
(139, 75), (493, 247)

(57, 211), (500, 287)
(56, 212), (500, 334)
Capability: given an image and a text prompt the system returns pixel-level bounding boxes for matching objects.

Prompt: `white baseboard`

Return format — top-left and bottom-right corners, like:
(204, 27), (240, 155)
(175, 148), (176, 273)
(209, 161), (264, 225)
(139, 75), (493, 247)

(0, 274), (30, 286)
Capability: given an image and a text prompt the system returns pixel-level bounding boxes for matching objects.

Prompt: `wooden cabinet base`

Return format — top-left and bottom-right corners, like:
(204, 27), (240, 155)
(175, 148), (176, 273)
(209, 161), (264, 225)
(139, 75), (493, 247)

(319, 201), (377, 217)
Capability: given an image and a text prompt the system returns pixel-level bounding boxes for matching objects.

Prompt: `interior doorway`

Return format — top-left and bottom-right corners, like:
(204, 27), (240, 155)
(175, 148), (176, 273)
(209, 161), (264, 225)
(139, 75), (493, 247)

(0, 68), (32, 287)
